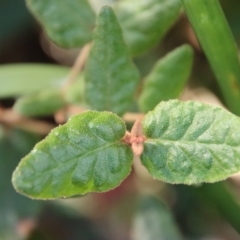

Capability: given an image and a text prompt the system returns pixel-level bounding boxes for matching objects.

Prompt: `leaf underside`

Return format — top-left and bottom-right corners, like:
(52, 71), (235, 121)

(141, 100), (240, 184)
(85, 6), (140, 116)
(12, 111), (133, 199)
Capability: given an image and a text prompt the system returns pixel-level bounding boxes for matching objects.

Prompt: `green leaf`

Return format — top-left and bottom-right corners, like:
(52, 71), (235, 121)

(0, 129), (41, 237)
(141, 99), (240, 184)
(12, 111), (133, 199)
(65, 76), (85, 105)
(198, 182), (240, 234)
(85, 6), (140, 116)
(115, 0), (182, 55)
(132, 196), (182, 240)
(181, 0), (240, 116)
(26, 0), (95, 48)
(0, 126), (3, 140)
(14, 89), (66, 117)
(0, 64), (73, 98)
(139, 45), (193, 113)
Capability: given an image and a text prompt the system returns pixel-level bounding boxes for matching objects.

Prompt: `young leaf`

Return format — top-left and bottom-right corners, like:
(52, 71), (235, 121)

(141, 100), (240, 184)
(115, 0), (182, 55)
(14, 89), (66, 117)
(12, 111), (133, 199)
(132, 196), (182, 240)
(85, 6), (140, 116)
(139, 45), (193, 113)
(26, 0), (96, 48)
(0, 64), (72, 98)
(181, 0), (240, 116)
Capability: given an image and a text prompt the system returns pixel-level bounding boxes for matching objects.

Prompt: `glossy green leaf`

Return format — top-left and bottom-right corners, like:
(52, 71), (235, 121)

(115, 0), (182, 55)
(85, 6), (140, 116)
(26, 0), (95, 48)
(12, 111), (133, 199)
(0, 64), (73, 98)
(139, 45), (193, 112)
(141, 100), (240, 184)
(181, 0), (240, 115)
(132, 196), (182, 240)
(14, 89), (66, 117)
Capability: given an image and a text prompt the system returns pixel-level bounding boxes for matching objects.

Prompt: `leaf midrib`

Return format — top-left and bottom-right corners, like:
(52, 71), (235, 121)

(145, 138), (239, 148)
(29, 141), (123, 177)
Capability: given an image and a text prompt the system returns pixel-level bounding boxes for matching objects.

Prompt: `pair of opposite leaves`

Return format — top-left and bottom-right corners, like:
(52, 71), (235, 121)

(12, 100), (240, 199)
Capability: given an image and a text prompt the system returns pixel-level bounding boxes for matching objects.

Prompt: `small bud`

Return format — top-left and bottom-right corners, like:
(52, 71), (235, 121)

(123, 120), (146, 157)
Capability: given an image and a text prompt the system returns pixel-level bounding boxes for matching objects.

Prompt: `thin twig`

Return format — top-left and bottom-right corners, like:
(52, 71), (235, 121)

(123, 112), (145, 123)
(62, 43), (91, 91)
(0, 108), (56, 135)
(63, 105), (145, 123)
(54, 105), (87, 124)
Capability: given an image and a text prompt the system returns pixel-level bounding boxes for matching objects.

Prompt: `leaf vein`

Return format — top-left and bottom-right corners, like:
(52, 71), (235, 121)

(32, 142), (120, 177)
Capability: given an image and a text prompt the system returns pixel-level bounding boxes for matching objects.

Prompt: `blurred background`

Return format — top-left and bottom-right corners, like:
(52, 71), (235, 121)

(1, 0), (240, 239)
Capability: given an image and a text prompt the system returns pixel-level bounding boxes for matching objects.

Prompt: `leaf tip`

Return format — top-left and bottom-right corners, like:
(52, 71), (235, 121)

(98, 5), (115, 17)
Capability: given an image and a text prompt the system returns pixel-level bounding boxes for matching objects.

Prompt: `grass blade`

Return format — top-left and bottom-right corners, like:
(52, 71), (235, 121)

(182, 0), (240, 115)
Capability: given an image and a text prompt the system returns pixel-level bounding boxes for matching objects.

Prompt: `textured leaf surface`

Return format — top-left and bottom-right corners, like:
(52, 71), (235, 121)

(85, 6), (139, 116)
(14, 89), (66, 117)
(132, 196), (182, 240)
(141, 100), (240, 184)
(12, 111), (133, 199)
(26, 0), (95, 47)
(0, 64), (72, 98)
(139, 45), (193, 112)
(115, 0), (182, 55)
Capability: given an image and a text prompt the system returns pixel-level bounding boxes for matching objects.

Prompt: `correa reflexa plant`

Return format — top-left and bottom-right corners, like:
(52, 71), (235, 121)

(1, 0), (240, 238)
(0, 0), (240, 240)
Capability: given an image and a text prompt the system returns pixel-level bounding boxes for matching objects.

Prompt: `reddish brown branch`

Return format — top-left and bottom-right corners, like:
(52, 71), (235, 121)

(62, 43), (91, 92)
(0, 108), (56, 135)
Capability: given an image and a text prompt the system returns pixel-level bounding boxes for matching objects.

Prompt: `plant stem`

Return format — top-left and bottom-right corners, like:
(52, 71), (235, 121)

(64, 105), (145, 123)
(123, 112), (145, 123)
(62, 43), (91, 91)
(0, 108), (55, 135)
